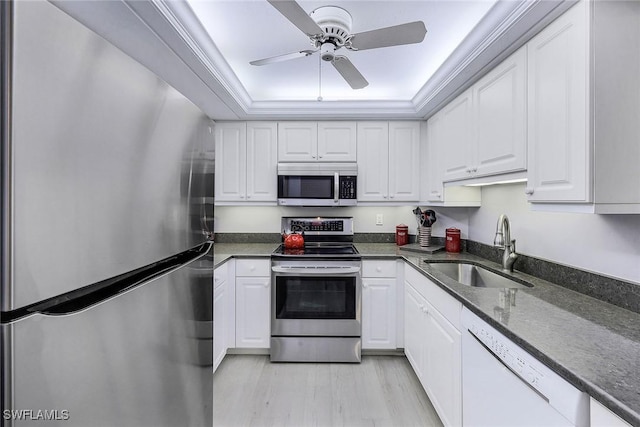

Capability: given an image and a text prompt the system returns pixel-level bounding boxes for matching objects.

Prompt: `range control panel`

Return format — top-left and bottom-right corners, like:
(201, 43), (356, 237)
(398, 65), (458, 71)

(282, 217), (353, 236)
(291, 220), (343, 232)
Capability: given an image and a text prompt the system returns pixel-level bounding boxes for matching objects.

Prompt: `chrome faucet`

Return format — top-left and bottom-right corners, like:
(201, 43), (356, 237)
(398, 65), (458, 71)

(493, 214), (518, 272)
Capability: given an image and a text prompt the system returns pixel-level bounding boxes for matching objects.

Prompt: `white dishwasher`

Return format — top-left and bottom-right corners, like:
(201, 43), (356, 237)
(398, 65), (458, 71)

(461, 308), (589, 427)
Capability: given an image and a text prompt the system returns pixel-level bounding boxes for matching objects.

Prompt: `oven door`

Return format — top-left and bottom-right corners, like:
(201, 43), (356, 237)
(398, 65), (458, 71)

(271, 262), (361, 337)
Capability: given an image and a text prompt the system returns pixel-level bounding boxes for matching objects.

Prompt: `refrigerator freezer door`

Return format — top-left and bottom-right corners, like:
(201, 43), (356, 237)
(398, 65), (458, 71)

(3, 254), (213, 427)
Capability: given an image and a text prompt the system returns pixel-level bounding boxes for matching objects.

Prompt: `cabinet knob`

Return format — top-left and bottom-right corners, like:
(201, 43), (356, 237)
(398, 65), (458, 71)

(390, 195), (394, 199)
(472, 166), (478, 173)
(249, 265), (255, 271)
(264, 281), (269, 288)
(466, 168), (472, 174)
(525, 187), (535, 195)
(376, 266), (382, 272)
(247, 195), (251, 199)
(363, 282), (369, 289)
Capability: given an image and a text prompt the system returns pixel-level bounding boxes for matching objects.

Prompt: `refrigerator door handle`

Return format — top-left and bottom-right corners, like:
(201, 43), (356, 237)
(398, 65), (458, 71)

(1, 241), (212, 324)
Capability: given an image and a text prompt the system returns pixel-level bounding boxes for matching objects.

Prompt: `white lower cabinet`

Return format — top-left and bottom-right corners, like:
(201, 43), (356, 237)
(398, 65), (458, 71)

(361, 260), (398, 350)
(213, 260), (233, 373)
(235, 259), (271, 349)
(590, 398), (632, 427)
(404, 265), (462, 427)
(213, 279), (227, 372)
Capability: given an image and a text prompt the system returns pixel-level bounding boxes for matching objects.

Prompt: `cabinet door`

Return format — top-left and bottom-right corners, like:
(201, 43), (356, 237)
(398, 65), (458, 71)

(424, 113), (445, 202)
(362, 278), (396, 349)
(357, 122), (390, 202)
(590, 398), (632, 427)
(474, 47), (527, 177)
(235, 276), (270, 348)
(526, 1), (590, 202)
(404, 283), (428, 382)
(215, 123), (246, 202)
(424, 302), (462, 427)
(388, 121), (420, 201)
(277, 122), (318, 162)
(441, 90), (474, 182)
(213, 281), (226, 372)
(317, 122), (357, 162)
(246, 122), (277, 201)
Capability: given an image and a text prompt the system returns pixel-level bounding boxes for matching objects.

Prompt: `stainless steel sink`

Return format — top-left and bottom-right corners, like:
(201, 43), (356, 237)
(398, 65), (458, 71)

(425, 262), (532, 289)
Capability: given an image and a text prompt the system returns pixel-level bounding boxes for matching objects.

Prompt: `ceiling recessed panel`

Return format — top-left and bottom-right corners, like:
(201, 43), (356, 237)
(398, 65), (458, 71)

(187, 0), (496, 102)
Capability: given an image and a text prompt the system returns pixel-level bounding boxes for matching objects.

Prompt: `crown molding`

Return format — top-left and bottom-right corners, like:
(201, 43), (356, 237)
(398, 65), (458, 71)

(55, 0), (576, 120)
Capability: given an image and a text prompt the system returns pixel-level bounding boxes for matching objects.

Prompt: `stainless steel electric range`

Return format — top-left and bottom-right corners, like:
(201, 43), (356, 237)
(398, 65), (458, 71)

(271, 217), (362, 363)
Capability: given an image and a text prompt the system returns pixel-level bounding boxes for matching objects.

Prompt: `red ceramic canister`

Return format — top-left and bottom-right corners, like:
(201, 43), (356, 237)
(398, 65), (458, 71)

(445, 228), (461, 253)
(396, 224), (409, 246)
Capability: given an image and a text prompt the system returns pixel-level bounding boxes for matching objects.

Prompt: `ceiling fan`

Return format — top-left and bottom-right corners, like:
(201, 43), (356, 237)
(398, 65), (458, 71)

(250, 0), (427, 90)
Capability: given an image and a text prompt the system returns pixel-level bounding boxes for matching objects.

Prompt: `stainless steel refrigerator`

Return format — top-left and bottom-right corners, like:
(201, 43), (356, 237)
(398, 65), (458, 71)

(1, 1), (214, 426)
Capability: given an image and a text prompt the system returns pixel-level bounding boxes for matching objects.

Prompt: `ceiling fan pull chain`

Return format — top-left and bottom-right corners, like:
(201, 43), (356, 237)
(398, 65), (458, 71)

(318, 53), (323, 102)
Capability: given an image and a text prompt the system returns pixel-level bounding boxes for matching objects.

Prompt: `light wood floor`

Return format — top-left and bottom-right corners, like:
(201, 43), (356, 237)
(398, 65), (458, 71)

(213, 355), (443, 427)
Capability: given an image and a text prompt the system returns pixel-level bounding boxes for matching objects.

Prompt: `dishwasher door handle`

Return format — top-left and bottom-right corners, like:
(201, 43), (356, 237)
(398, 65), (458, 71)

(467, 329), (550, 403)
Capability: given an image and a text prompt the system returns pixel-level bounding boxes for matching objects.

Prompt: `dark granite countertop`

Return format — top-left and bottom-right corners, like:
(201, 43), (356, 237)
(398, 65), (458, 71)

(213, 242), (640, 425)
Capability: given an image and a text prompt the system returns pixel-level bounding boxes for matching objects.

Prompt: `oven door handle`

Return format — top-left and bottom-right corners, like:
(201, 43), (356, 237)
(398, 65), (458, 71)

(271, 266), (361, 275)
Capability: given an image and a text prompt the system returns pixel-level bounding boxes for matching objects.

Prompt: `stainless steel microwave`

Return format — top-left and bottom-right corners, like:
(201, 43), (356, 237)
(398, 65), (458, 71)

(277, 163), (357, 206)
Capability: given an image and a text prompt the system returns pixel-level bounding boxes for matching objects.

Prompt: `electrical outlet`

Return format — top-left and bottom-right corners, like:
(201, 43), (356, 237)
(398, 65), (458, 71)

(376, 214), (383, 226)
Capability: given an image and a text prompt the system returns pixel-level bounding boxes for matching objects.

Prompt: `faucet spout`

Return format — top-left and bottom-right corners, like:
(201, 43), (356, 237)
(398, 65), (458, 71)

(494, 214), (518, 272)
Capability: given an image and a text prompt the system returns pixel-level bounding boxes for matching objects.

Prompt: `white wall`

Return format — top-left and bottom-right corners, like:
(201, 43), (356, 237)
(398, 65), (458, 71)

(214, 205), (470, 238)
(469, 183), (640, 284)
(214, 182), (640, 284)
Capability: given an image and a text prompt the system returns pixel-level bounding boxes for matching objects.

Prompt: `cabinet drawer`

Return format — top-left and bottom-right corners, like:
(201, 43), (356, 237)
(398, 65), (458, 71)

(405, 264), (461, 330)
(362, 260), (397, 277)
(235, 258), (271, 277)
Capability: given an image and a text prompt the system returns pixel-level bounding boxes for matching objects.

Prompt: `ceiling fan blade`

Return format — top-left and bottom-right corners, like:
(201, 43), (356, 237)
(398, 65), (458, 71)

(267, 0), (323, 37)
(250, 50), (316, 66)
(350, 21), (427, 51)
(331, 56), (368, 90)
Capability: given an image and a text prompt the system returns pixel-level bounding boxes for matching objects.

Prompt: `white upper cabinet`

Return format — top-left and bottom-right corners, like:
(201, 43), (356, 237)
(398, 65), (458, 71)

(526, 0), (640, 213)
(473, 47), (527, 177)
(440, 89), (474, 182)
(389, 122), (421, 201)
(357, 121), (420, 203)
(278, 121), (356, 162)
(317, 122), (357, 162)
(440, 47), (527, 183)
(422, 109), (481, 207)
(526, 1), (589, 203)
(215, 122), (246, 203)
(215, 122), (277, 204)
(357, 122), (389, 202)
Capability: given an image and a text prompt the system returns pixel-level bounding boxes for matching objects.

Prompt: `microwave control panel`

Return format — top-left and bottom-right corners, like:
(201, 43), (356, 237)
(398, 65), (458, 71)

(339, 176), (357, 199)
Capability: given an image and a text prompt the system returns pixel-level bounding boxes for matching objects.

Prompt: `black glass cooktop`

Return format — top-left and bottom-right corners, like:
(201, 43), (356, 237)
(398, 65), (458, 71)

(272, 244), (359, 257)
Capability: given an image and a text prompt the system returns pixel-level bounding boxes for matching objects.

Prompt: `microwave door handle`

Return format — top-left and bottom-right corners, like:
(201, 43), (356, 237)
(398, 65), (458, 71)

(334, 172), (339, 203)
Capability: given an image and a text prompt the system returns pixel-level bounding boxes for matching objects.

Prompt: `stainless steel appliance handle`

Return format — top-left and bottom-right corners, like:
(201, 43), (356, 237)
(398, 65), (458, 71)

(467, 328), (550, 403)
(0, 241), (213, 324)
(334, 172), (339, 203)
(272, 266), (361, 275)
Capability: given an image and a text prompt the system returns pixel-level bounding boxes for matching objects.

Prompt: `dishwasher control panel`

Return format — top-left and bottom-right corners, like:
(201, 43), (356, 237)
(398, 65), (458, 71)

(467, 322), (545, 392)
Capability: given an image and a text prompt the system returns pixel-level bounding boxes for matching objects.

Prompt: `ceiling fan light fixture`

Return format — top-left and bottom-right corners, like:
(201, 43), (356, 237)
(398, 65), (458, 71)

(320, 42), (336, 61)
